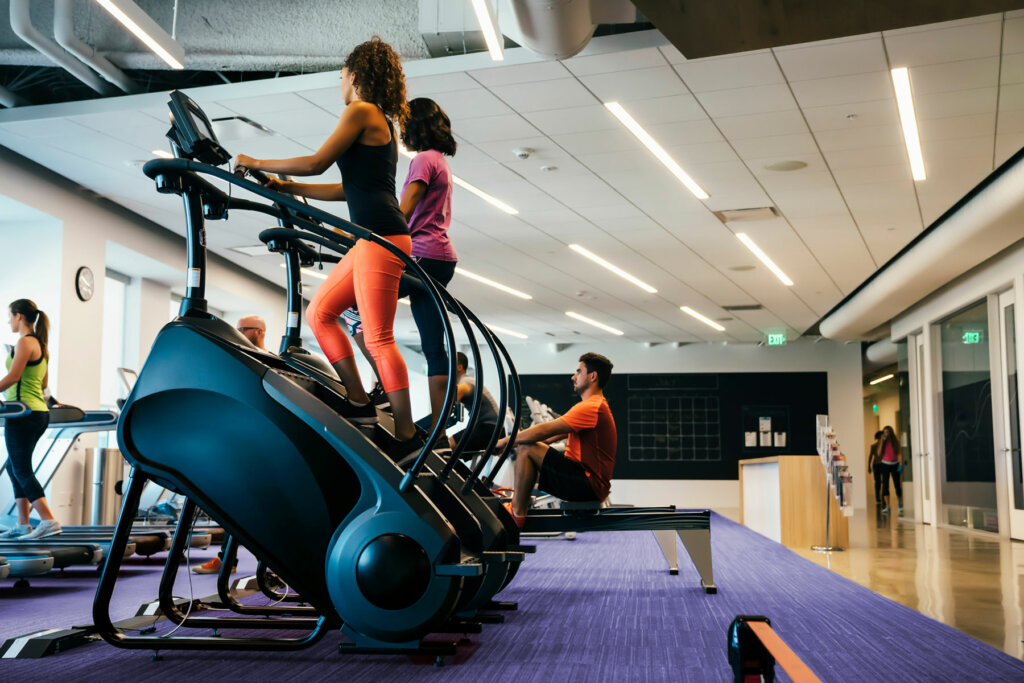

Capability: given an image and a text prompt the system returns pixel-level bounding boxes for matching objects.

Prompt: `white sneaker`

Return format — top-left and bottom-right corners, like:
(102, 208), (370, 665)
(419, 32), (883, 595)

(0, 524), (32, 539)
(19, 519), (61, 540)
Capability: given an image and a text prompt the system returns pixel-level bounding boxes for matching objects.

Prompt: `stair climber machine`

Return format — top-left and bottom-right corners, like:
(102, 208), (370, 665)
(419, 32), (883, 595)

(94, 90), (528, 662)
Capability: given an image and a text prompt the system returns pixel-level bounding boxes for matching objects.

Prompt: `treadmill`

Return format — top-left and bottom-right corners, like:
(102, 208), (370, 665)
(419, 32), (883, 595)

(0, 401), (108, 582)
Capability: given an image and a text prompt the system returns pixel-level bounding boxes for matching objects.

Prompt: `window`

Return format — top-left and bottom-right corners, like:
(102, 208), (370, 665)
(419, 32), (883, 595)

(99, 270), (130, 408)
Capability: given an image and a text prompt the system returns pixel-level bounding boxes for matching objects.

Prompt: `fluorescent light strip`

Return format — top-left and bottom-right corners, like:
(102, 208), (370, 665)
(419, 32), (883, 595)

(487, 324), (527, 339)
(565, 311), (624, 336)
(94, 0), (185, 70)
(452, 176), (518, 215)
(870, 374), (895, 385)
(568, 244), (657, 293)
(470, 0), (504, 61)
(604, 102), (708, 199)
(456, 267), (532, 300)
(400, 144), (518, 215)
(680, 306), (726, 332)
(151, 149), (173, 159)
(735, 233), (794, 286)
(280, 263), (328, 280)
(891, 67), (926, 181)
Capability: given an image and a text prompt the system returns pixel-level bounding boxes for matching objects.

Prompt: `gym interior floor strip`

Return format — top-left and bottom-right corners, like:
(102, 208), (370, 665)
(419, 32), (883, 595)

(2, 514), (1021, 680)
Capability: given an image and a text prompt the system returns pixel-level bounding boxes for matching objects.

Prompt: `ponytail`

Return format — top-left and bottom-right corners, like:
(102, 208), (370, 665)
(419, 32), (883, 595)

(9, 299), (48, 360)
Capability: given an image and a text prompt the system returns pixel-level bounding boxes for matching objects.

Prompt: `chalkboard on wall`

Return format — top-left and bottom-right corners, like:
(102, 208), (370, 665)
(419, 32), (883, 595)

(519, 372), (828, 480)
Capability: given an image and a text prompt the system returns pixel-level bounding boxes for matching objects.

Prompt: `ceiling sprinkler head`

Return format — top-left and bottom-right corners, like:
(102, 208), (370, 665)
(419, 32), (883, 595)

(513, 147), (533, 159)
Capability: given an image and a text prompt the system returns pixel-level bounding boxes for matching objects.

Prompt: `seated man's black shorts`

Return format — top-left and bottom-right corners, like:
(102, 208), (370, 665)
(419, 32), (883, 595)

(537, 445), (599, 502)
(451, 423), (504, 452)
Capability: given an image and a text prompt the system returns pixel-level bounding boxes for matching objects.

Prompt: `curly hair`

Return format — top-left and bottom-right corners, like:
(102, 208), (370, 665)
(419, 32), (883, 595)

(401, 98), (457, 156)
(343, 37), (410, 126)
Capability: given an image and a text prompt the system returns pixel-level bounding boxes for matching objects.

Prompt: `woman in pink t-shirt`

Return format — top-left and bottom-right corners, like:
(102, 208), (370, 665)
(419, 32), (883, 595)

(878, 425), (903, 513)
(347, 98), (458, 432)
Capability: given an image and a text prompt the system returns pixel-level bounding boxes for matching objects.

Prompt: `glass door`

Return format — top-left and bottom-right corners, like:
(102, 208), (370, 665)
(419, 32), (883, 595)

(998, 291), (1024, 539)
(907, 333), (933, 524)
(938, 300), (998, 532)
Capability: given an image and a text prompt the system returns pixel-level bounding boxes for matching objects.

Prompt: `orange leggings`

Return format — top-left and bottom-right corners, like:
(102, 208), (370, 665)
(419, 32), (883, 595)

(306, 235), (412, 392)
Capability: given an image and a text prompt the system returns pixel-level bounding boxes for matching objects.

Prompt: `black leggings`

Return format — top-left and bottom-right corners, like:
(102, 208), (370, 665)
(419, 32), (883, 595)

(879, 462), (902, 501)
(399, 257), (456, 377)
(4, 410), (49, 503)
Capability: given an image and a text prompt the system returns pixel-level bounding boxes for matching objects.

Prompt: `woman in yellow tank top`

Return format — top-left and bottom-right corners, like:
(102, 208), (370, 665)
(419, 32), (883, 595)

(0, 299), (61, 540)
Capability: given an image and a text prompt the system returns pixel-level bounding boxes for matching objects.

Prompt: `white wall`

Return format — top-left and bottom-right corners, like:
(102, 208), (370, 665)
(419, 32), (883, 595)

(504, 338), (866, 512)
(1, 146), (288, 523)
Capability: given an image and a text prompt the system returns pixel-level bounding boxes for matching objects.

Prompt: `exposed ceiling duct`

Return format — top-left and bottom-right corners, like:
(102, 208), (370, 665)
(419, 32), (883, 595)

(818, 148), (1024, 341)
(865, 339), (898, 365)
(54, 0), (138, 93)
(0, 84), (27, 107)
(9, 0), (111, 94)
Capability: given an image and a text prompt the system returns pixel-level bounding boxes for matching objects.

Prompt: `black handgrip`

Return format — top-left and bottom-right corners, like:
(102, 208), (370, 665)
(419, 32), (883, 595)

(234, 164), (272, 185)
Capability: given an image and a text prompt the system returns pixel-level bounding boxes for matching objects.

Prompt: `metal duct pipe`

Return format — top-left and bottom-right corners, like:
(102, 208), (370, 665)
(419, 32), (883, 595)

(865, 339), (898, 365)
(9, 0), (110, 95)
(505, 0), (635, 60)
(54, 0), (139, 93)
(0, 84), (28, 108)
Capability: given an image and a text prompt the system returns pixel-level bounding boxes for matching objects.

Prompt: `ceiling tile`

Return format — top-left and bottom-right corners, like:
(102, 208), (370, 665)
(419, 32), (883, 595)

(552, 126), (640, 155)
(695, 84), (797, 118)
(617, 94), (707, 126)
(715, 109), (809, 139)
(468, 61), (572, 87)
(999, 83), (1024, 111)
(522, 104), (619, 136)
(915, 87), (997, 120)
(563, 47), (666, 76)
(674, 51), (783, 92)
(802, 99), (899, 132)
(406, 72), (481, 95)
(252, 106), (339, 139)
(578, 66), (688, 102)
(1005, 16), (1024, 54)
(884, 20), (1002, 67)
(774, 37), (888, 81)
(487, 78), (596, 112)
(1002, 52), (1024, 85)
(909, 57), (999, 95)
(221, 93), (312, 116)
(768, 186), (849, 217)
(812, 124), (903, 151)
(435, 88), (514, 119)
(296, 87), (344, 116)
(823, 145), (908, 170)
(732, 133), (820, 160)
(918, 112), (996, 142)
(452, 114), (542, 143)
(789, 71), (892, 109)
(831, 164), (908, 187)
(645, 118), (724, 146)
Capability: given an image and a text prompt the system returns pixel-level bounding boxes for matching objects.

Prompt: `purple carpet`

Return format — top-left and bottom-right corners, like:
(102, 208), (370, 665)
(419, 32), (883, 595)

(2, 514), (1021, 681)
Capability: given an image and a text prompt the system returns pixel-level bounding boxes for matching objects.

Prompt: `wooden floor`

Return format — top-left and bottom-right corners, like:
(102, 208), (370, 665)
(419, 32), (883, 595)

(776, 506), (1024, 659)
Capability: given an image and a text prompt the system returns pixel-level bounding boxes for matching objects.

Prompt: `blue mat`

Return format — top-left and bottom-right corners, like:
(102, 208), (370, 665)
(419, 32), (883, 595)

(2, 513), (1021, 681)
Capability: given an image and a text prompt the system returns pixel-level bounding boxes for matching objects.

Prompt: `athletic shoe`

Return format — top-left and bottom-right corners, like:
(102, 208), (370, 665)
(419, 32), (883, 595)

(19, 519), (61, 540)
(881, 506), (890, 514)
(388, 431), (427, 463)
(0, 524), (32, 539)
(367, 383), (389, 408)
(898, 505), (904, 514)
(346, 400), (378, 425)
(193, 557), (222, 574)
(502, 501), (526, 529)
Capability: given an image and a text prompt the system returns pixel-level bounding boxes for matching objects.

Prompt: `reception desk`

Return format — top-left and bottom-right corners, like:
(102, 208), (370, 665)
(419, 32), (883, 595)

(738, 455), (849, 548)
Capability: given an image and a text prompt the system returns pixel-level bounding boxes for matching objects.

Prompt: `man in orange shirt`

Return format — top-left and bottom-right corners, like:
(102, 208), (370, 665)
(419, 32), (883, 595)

(495, 353), (616, 528)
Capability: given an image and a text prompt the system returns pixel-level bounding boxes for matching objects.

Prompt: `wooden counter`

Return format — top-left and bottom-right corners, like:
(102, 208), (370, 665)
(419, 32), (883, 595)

(739, 455), (849, 549)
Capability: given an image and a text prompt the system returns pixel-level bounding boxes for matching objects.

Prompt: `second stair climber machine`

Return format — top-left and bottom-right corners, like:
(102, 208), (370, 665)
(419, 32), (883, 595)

(94, 90), (525, 660)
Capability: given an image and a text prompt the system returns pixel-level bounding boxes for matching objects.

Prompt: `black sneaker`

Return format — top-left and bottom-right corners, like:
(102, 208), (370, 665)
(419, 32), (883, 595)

(388, 431), (428, 463)
(347, 400), (378, 425)
(367, 383), (390, 409)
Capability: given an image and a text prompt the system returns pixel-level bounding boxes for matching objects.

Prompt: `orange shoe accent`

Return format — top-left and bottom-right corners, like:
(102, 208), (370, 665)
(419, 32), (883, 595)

(502, 501), (526, 529)
(193, 557), (222, 574)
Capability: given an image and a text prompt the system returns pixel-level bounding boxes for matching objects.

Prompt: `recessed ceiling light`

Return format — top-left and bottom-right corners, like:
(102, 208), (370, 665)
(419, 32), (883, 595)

(95, 0), (185, 69)
(870, 374), (895, 385)
(604, 101), (709, 200)
(455, 267), (532, 300)
(568, 244), (657, 293)
(487, 324), (527, 339)
(151, 149), (173, 159)
(763, 160), (807, 172)
(211, 116), (275, 141)
(728, 265), (756, 272)
(566, 311), (624, 336)
(713, 207), (780, 223)
(735, 233), (794, 286)
(680, 306), (726, 332)
(891, 67), (926, 181)
(230, 245), (271, 256)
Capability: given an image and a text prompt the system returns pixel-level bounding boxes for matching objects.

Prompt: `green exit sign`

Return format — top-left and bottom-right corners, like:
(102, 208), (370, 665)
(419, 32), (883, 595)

(767, 333), (786, 346)
(962, 331), (982, 344)
(873, 404), (878, 413)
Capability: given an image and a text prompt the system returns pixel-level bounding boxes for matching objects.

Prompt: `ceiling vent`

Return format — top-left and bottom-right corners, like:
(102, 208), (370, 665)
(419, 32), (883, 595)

(721, 304), (763, 311)
(229, 245), (272, 257)
(713, 207), (781, 223)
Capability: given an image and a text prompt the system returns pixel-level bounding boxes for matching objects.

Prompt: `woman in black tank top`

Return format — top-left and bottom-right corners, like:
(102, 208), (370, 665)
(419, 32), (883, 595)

(236, 37), (423, 455)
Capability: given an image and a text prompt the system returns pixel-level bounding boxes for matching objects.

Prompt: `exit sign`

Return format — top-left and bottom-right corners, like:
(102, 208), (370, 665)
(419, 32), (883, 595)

(962, 331), (982, 344)
(873, 404), (878, 413)
(767, 333), (786, 346)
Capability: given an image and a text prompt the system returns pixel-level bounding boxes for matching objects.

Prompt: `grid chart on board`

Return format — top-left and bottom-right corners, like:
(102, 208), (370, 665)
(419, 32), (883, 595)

(627, 394), (722, 462)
